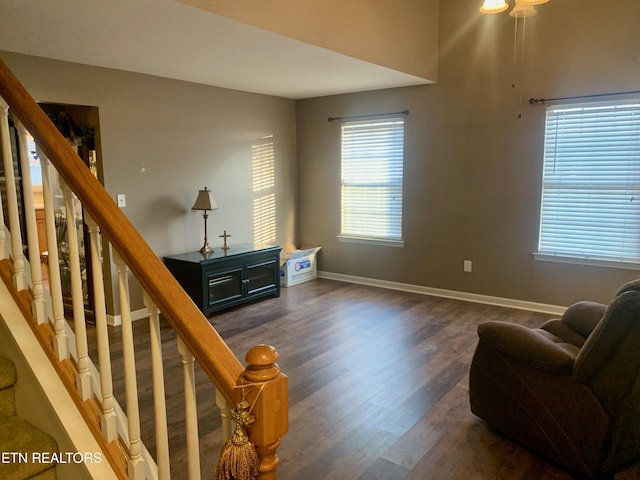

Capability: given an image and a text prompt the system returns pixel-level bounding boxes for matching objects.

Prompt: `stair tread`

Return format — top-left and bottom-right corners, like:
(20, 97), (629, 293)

(0, 414), (58, 480)
(0, 356), (17, 391)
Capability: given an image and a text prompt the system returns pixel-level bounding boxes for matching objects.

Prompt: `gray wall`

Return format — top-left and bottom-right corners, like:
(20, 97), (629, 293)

(1, 51), (298, 312)
(3, 0), (639, 310)
(296, 0), (640, 306)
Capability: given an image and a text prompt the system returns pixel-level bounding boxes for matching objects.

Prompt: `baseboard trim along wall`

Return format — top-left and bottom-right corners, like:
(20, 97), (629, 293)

(318, 271), (566, 316)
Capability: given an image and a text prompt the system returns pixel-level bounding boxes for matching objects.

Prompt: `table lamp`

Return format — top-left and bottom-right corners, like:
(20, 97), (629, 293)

(192, 187), (218, 254)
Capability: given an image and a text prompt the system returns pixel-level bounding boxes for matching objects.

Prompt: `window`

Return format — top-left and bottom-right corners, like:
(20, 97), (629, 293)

(339, 116), (405, 247)
(535, 99), (640, 268)
(252, 135), (276, 247)
(26, 134), (41, 186)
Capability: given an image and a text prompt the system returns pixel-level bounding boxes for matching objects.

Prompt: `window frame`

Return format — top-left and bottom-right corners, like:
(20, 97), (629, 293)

(534, 98), (640, 270)
(338, 115), (406, 248)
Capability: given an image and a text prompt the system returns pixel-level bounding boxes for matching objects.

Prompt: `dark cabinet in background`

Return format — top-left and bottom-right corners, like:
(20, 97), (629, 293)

(163, 244), (281, 316)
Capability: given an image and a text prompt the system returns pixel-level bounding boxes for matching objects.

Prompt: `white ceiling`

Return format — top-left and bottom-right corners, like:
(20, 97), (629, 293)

(0, 0), (430, 99)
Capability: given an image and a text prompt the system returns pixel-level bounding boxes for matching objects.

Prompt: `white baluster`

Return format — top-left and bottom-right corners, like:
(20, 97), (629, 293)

(215, 388), (233, 442)
(144, 292), (171, 480)
(114, 252), (145, 479)
(39, 154), (68, 359)
(61, 179), (91, 399)
(0, 102), (10, 259)
(85, 213), (117, 442)
(0, 106), (25, 288)
(15, 121), (46, 323)
(177, 336), (201, 480)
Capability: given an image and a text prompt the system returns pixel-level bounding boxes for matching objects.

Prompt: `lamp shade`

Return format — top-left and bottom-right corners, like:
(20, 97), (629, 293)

(509, 0), (537, 17)
(480, 0), (509, 13)
(192, 187), (218, 211)
(520, 0), (549, 4)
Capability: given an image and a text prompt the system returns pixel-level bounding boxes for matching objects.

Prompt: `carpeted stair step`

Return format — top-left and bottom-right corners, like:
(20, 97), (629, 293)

(0, 356), (17, 416)
(0, 357), (57, 480)
(0, 415), (58, 480)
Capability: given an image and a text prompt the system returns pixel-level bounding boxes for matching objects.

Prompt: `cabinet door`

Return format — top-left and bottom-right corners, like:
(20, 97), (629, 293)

(246, 259), (278, 296)
(206, 266), (243, 309)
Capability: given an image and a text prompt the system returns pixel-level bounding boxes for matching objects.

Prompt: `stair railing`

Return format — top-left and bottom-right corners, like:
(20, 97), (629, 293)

(0, 58), (288, 480)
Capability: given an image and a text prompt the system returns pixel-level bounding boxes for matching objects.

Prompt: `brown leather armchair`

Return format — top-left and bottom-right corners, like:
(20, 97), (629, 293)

(469, 280), (640, 479)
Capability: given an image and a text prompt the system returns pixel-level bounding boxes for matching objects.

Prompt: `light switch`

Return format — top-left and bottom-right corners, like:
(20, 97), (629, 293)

(117, 194), (126, 207)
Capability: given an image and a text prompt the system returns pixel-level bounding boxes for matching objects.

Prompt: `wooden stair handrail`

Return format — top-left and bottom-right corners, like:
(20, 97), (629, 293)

(0, 58), (244, 403)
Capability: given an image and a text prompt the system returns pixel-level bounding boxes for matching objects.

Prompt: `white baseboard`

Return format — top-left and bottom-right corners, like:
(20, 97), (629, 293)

(107, 307), (149, 327)
(317, 271), (566, 316)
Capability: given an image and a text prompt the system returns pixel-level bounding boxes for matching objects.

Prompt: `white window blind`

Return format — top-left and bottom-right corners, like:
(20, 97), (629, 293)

(537, 99), (640, 265)
(340, 117), (405, 242)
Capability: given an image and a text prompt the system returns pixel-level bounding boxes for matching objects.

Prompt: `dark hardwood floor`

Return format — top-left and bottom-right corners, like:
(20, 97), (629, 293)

(94, 279), (640, 480)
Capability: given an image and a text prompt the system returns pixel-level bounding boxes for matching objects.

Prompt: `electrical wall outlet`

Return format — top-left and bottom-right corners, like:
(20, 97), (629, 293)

(463, 260), (472, 272)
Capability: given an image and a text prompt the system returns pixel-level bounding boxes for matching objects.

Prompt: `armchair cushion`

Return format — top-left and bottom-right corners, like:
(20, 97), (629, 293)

(561, 301), (607, 338)
(539, 318), (588, 348)
(477, 321), (578, 375)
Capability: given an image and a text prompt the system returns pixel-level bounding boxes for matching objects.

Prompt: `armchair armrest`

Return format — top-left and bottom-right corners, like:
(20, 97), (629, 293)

(477, 321), (577, 375)
(561, 301), (606, 338)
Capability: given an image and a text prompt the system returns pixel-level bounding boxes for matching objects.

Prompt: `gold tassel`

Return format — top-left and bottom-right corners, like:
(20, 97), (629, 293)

(216, 400), (260, 480)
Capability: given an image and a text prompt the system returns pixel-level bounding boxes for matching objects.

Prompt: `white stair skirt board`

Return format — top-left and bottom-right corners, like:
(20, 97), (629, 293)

(0, 276), (119, 480)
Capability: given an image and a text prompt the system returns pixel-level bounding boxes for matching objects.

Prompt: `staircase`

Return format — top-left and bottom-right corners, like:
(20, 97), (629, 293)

(0, 356), (57, 480)
(0, 58), (288, 479)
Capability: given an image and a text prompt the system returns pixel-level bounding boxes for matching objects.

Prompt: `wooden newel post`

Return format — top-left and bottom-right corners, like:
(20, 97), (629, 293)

(241, 345), (288, 480)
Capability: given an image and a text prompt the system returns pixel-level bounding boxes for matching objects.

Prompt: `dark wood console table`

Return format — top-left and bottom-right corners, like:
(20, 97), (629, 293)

(163, 244), (281, 316)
